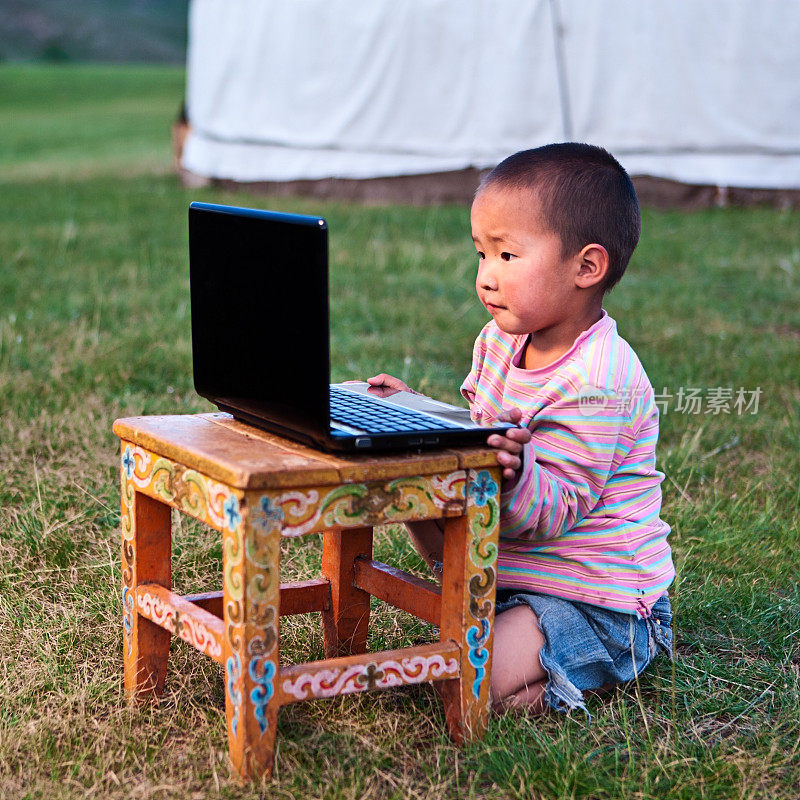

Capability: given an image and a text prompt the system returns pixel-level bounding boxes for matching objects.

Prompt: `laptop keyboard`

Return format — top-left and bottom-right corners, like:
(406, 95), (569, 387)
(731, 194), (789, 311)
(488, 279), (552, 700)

(329, 386), (463, 434)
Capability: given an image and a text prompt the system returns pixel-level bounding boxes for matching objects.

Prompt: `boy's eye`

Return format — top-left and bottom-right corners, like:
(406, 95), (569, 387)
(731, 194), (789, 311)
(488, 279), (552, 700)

(476, 251), (485, 260)
(500, 252), (515, 261)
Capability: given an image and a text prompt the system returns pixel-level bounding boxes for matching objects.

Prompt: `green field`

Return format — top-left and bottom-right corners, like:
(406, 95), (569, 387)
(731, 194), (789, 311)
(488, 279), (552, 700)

(1, 65), (799, 799)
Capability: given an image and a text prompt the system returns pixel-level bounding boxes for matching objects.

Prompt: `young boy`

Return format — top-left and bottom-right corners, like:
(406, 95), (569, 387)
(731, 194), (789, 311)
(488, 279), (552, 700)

(369, 143), (674, 715)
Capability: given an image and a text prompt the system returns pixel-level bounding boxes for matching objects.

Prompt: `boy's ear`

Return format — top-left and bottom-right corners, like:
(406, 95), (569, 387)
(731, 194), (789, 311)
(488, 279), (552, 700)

(574, 244), (609, 289)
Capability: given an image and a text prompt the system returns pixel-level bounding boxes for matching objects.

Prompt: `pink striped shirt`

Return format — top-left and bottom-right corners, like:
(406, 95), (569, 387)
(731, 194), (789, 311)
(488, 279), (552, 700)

(461, 312), (674, 617)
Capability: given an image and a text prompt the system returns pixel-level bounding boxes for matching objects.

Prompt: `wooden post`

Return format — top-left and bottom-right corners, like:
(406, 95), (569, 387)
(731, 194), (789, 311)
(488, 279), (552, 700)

(436, 468), (500, 743)
(321, 526), (373, 658)
(223, 491), (282, 779)
(121, 465), (172, 700)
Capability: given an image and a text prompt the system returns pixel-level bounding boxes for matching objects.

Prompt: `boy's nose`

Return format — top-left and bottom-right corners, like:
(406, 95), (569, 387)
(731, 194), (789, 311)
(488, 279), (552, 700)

(478, 263), (499, 291)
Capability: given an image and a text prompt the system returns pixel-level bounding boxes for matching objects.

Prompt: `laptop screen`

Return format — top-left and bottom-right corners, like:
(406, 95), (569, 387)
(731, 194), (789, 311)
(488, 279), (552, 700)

(189, 203), (330, 438)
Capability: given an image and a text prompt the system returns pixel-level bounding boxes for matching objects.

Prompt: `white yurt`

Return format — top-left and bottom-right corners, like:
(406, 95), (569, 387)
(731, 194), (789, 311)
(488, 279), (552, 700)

(179, 0), (800, 205)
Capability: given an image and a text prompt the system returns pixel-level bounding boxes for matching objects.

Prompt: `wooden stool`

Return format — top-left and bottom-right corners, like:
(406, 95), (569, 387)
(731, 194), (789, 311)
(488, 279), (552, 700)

(113, 413), (501, 779)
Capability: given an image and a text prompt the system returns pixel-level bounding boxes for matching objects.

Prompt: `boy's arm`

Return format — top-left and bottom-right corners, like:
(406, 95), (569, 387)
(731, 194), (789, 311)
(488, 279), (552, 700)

(460, 325), (489, 410)
(495, 394), (629, 540)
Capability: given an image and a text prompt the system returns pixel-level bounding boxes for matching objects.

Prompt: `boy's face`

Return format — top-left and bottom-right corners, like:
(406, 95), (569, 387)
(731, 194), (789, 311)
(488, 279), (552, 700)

(470, 185), (580, 339)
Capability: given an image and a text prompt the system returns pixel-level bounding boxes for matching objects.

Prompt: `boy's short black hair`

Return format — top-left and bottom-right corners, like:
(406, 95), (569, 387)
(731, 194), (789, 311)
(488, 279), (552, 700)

(479, 143), (640, 292)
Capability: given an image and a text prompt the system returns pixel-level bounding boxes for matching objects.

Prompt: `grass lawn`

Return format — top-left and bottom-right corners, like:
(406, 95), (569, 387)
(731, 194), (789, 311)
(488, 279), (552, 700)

(1, 64), (799, 799)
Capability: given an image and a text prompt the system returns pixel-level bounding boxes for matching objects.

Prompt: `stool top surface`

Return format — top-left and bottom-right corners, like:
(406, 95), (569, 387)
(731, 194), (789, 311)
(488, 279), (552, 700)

(113, 413), (499, 489)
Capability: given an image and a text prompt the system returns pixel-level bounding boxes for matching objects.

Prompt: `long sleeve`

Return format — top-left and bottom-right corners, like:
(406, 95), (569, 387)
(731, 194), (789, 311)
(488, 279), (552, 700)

(460, 332), (483, 409)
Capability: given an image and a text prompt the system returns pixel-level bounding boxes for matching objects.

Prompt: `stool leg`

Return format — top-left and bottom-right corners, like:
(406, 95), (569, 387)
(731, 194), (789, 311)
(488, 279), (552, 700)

(437, 501), (498, 742)
(223, 493), (282, 780)
(321, 526), (373, 658)
(122, 489), (172, 700)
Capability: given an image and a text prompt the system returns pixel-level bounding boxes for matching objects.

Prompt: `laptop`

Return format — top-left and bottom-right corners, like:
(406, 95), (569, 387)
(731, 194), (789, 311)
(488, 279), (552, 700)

(188, 202), (513, 452)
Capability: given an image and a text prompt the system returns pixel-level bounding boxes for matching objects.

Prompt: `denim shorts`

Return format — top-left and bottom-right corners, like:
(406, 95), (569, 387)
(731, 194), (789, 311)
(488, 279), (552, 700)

(494, 590), (673, 716)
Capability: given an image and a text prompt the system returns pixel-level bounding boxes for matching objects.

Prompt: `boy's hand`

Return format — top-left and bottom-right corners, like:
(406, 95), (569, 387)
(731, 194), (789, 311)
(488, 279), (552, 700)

(366, 373), (416, 398)
(486, 407), (532, 485)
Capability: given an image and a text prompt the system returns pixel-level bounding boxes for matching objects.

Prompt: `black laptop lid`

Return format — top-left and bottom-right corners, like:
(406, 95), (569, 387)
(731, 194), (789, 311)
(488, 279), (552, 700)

(189, 202), (330, 440)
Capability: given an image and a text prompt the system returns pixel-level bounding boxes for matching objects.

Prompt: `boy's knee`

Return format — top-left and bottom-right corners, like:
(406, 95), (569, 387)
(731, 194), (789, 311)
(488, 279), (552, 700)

(404, 519), (444, 571)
